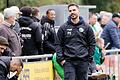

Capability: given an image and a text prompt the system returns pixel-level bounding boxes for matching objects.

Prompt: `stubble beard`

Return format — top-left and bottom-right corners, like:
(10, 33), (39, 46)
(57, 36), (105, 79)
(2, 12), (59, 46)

(70, 14), (78, 20)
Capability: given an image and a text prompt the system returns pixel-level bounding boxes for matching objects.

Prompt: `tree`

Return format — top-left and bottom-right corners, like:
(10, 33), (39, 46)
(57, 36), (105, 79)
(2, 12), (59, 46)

(82, 0), (120, 12)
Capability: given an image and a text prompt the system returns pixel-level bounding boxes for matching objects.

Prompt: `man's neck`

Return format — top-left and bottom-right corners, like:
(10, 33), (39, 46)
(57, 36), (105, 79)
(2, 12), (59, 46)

(71, 17), (79, 24)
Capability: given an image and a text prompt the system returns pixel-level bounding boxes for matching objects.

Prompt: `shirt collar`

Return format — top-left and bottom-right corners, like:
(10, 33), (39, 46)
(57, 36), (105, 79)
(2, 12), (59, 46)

(3, 21), (12, 27)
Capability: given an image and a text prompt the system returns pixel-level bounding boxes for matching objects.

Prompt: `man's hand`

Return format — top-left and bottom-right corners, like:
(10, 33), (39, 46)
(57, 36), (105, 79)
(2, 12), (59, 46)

(61, 60), (65, 66)
(96, 64), (103, 71)
(16, 66), (23, 76)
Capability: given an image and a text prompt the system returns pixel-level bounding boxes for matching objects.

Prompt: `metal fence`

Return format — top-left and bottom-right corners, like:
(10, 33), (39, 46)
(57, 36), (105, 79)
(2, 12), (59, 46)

(13, 54), (53, 62)
(103, 49), (120, 80)
(14, 49), (120, 80)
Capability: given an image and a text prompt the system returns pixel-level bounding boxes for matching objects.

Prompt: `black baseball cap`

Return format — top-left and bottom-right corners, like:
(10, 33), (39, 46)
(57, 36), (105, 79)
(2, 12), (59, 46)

(112, 13), (120, 18)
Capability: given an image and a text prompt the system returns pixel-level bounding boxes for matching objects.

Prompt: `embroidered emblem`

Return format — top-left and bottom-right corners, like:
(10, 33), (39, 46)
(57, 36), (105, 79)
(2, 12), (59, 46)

(79, 28), (84, 32)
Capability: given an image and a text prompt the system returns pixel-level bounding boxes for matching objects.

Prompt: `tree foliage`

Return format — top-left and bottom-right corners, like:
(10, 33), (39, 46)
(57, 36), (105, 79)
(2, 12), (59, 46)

(0, 0), (119, 13)
(82, 0), (120, 12)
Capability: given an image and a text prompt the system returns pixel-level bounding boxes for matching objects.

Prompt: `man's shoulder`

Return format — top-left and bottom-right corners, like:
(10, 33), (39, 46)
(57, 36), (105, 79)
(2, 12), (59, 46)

(106, 20), (116, 28)
(0, 24), (8, 28)
(0, 24), (9, 32)
(60, 22), (69, 28)
(29, 21), (41, 29)
(0, 59), (8, 69)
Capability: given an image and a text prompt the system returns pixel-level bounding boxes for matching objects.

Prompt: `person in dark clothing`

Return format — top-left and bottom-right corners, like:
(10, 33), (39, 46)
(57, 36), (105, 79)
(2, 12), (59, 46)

(31, 7), (40, 22)
(0, 36), (13, 56)
(0, 36), (9, 55)
(0, 56), (23, 80)
(55, 3), (96, 80)
(101, 13), (120, 50)
(0, 36), (23, 80)
(18, 6), (42, 56)
(9, 6), (22, 34)
(41, 9), (56, 54)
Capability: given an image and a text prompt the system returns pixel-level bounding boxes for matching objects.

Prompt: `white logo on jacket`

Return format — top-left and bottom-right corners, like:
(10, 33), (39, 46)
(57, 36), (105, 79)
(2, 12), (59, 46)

(67, 29), (72, 36)
(79, 28), (84, 32)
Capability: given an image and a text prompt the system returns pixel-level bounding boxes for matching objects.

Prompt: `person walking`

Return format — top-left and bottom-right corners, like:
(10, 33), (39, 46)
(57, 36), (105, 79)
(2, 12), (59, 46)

(55, 3), (96, 80)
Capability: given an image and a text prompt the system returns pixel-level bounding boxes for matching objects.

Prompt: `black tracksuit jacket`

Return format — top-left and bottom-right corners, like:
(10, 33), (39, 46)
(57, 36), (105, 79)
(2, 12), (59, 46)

(56, 17), (96, 63)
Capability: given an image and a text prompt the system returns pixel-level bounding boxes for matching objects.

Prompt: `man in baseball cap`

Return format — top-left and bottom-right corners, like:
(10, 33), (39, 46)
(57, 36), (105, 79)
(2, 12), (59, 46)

(101, 12), (120, 50)
(10, 6), (22, 14)
(112, 13), (120, 18)
(0, 36), (9, 55)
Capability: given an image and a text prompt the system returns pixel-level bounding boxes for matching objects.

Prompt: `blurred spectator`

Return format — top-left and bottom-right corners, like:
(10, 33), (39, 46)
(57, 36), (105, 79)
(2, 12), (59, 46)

(31, 7), (40, 22)
(0, 36), (13, 56)
(101, 13), (120, 49)
(9, 6), (22, 34)
(0, 36), (9, 55)
(99, 11), (112, 28)
(89, 12), (103, 38)
(0, 56), (23, 80)
(88, 38), (106, 80)
(88, 38), (105, 75)
(10, 6), (22, 19)
(18, 6), (42, 56)
(41, 9), (56, 54)
(0, 13), (4, 24)
(93, 38), (105, 71)
(0, 8), (22, 56)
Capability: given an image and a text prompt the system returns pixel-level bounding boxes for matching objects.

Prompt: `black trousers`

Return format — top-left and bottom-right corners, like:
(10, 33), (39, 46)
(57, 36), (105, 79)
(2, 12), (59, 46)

(63, 60), (89, 80)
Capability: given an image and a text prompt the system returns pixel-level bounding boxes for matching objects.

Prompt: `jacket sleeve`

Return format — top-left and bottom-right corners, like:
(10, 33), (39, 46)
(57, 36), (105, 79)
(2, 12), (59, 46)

(43, 23), (56, 52)
(34, 23), (42, 54)
(86, 26), (96, 58)
(0, 28), (9, 40)
(0, 28), (13, 54)
(0, 64), (7, 80)
(109, 27), (120, 48)
(55, 26), (65, 63)
(44, 41), (55, 51)
(44, 24), (56, 52)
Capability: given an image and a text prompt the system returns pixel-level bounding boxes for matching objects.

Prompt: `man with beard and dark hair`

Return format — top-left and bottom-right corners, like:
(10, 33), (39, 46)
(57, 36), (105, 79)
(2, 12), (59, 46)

(55, 3), (96, 80)
(41, 9), (57, 54)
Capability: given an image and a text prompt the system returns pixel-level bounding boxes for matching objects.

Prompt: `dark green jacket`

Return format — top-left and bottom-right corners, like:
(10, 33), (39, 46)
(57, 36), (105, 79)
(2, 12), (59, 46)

(93, 46), (104, 65)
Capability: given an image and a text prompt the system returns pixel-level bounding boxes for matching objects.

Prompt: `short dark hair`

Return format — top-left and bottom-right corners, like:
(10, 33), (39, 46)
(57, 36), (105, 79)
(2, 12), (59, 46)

(68, 3), (79, 9)
(32, 7), (39, 16)
(20, 6), (32, 16)
(46, 9), (55, 15)
(89, 12), (97, 19)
